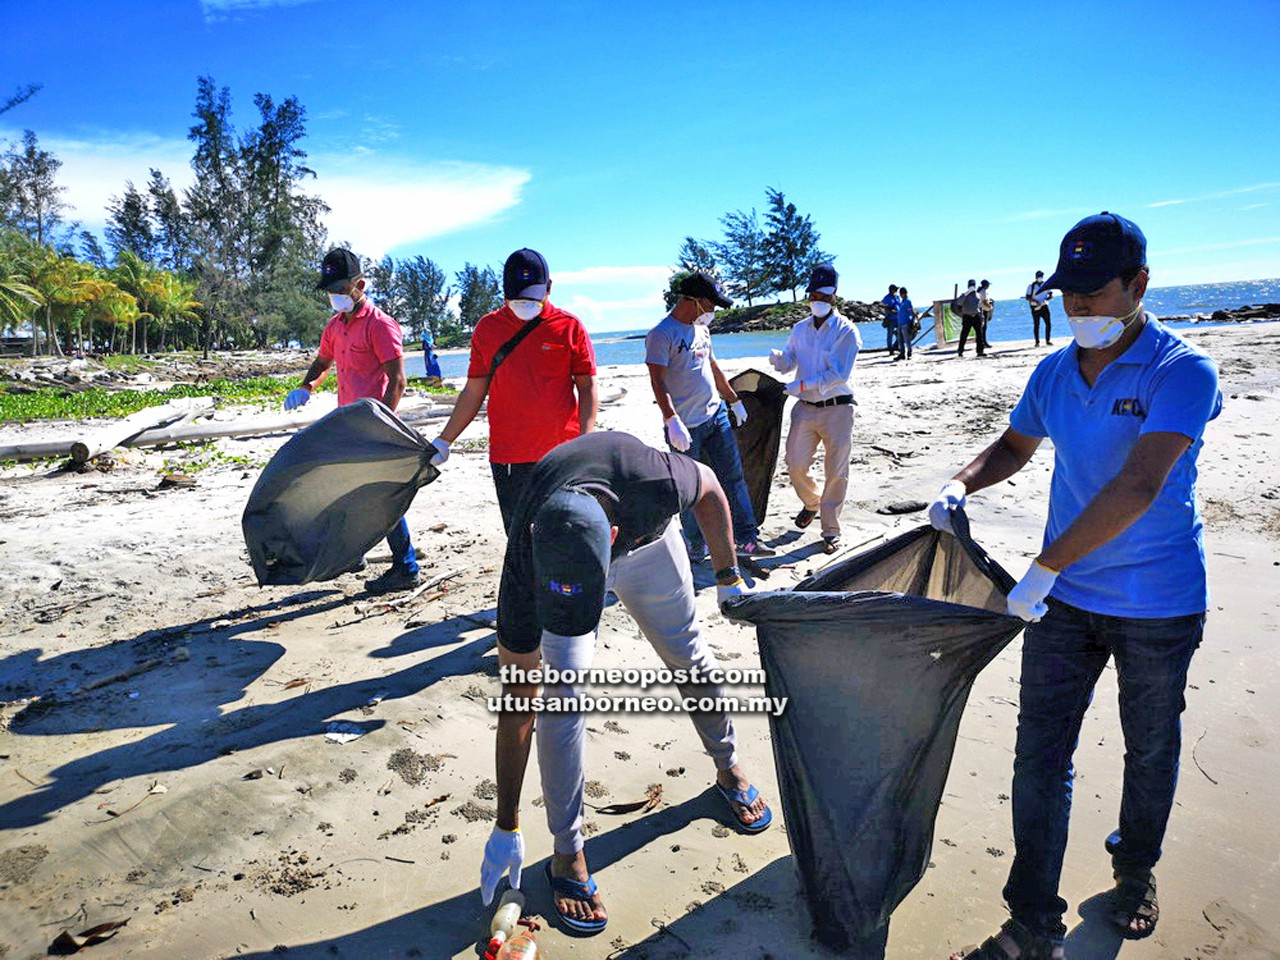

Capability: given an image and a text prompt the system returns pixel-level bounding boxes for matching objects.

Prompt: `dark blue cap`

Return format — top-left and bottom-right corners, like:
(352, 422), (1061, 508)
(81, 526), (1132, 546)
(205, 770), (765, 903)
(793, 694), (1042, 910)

(530, 488), (611, 637)
(1041, 212), (1147, 294)
(316, 248), (361, 291)
(807, 263), (838, 293)
(503, 248), (550, 300)
(676, 270), (733, 308)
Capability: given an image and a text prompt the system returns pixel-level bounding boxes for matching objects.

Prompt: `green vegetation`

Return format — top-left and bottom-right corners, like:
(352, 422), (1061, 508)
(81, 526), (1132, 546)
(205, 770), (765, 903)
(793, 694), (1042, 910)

(0, 372), (456, 423)
(159, 441), (267, 474)
(0, 375), (321, 421)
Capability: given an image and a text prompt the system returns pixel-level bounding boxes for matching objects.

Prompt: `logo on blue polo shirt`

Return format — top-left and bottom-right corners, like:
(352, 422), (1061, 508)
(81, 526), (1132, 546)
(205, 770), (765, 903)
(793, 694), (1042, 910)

(1111, 397), (1145, 417)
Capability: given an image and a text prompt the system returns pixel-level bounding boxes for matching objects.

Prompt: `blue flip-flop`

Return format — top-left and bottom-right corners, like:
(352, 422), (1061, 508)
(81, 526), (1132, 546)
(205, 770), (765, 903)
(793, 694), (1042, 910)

(544, 860), (608, 935)
(715, 781), (773, 834)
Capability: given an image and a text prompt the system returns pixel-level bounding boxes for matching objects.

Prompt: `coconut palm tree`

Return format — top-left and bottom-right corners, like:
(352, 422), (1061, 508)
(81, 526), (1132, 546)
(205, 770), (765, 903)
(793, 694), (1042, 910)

(0, 268), (42, 336)
(110, 250), (163, 353)
(149, 272), (201, 351)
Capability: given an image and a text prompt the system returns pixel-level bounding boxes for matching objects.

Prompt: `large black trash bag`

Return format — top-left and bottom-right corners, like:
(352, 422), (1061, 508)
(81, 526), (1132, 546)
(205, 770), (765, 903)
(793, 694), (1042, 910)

(724, 511), (1024, 956)
(242, 398), (439, 586)
(729, 368), (786, 525)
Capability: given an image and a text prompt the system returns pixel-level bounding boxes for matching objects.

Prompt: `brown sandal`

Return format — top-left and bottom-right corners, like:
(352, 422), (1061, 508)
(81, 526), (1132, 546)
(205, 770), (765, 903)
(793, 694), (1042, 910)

(950, 919), (1065, 960)
(1108, 873), (1158, 939)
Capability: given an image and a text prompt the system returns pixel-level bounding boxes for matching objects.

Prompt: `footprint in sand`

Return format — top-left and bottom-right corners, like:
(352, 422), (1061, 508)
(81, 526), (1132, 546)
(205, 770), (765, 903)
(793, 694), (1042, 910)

(1202, 899), (1280, 959)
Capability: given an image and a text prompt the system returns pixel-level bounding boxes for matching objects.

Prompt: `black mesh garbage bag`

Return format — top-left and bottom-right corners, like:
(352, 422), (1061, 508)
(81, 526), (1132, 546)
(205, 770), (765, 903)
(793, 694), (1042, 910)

(728, 368), (787, 525)
(242, 398), (439, 586)
(723, 512), (1024, 956)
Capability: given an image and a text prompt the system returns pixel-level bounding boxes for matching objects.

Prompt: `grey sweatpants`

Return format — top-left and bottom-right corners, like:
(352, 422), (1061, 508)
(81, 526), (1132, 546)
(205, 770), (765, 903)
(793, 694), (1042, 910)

(537, 520), (739, 855)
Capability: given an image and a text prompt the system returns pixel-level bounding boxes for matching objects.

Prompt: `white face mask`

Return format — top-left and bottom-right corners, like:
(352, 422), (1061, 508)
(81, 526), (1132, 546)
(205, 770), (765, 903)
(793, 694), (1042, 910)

(328, 292), (355, 313)
(810, 301), (832, 319)
(509, 299), (543, 322)
(1068, 303), (1142, 350)
(694, 310), (714, 326)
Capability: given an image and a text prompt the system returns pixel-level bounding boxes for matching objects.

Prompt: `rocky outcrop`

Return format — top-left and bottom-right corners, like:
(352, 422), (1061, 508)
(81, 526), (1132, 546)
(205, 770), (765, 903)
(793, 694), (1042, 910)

(710, 298), (883, 334)
(1161, 303), (1280, 323)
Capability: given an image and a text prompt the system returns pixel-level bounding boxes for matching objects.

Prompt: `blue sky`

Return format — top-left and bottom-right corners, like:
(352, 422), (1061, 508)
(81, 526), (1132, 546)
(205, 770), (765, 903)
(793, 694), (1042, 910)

(6, 0), (1278, 331)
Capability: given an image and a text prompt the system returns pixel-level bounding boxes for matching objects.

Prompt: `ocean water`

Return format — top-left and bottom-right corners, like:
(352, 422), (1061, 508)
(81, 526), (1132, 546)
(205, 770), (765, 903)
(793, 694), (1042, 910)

(405, 278), (1280, 378)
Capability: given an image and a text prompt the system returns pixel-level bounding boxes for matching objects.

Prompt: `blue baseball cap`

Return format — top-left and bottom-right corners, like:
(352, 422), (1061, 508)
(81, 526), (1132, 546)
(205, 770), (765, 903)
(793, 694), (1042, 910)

(807, 263), (839, 293)
(503, 248), (550, 300)
(1041, 212), (1147, 294)
(676, 270), (734, 308)
(316, 248), (361, 291)
(530, 488), (611, 637)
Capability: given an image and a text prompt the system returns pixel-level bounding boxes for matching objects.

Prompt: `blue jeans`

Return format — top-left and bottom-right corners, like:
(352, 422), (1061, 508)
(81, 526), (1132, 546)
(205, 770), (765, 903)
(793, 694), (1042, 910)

(386, 516), (419, 575)
(896, 323), (913, 357)
(672, 403), (758, 552)
(1002, 599), (1204, 937)
(885, 322), (898, 352)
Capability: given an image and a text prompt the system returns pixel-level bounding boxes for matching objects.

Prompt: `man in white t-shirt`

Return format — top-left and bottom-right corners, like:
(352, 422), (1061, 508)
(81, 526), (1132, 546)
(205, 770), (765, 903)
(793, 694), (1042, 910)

(1025, 269), (1055, 346)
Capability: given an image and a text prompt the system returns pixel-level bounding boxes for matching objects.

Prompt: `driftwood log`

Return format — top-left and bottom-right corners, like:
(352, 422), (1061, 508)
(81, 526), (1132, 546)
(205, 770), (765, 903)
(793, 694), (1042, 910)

(0, 385), (625, 463)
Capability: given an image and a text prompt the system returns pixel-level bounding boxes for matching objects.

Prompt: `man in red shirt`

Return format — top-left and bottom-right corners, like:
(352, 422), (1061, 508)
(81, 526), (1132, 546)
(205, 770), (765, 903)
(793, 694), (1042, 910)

(284, 247), (421, 594)
(432, 248), (598, 530)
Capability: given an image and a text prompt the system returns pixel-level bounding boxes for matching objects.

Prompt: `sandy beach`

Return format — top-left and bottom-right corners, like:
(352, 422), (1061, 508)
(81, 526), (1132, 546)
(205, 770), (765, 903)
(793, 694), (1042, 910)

(2, 323), (1278, 960)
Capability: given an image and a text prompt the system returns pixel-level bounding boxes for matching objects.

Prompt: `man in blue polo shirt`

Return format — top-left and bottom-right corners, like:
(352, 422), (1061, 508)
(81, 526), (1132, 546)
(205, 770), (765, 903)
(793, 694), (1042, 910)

(929, 212), (1221, 954)
(880, 284), (901, 354)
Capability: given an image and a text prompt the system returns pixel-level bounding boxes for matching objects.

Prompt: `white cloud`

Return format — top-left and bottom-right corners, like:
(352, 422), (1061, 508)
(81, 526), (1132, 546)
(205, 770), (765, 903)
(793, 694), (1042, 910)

(314, 154), (530, 257)
(1157, 235), (1280, 257)
(1002, 205), (1095, 223)
(552, 265), (673, 334)
(1148, 181), (1280, 209)
(200, 0), (324, 22)
(0, 126), (529, 255)
(554, 265), (673, 287)
(0, 127), (194, 228)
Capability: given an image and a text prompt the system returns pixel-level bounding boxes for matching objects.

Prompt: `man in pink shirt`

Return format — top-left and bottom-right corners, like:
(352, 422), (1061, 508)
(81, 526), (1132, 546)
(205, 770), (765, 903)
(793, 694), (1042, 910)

(284, 247), (421, 594)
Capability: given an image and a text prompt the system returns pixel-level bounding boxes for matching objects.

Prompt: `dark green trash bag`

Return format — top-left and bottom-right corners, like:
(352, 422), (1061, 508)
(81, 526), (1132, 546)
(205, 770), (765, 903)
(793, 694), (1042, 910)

(723, 511), (1023, 956)
(242, 398), (439, 586)
(728, 368), (787, 526)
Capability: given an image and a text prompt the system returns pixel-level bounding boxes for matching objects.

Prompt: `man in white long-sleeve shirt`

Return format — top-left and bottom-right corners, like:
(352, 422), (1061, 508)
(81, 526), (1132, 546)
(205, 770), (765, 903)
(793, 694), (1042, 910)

(769, 263), (863, 553)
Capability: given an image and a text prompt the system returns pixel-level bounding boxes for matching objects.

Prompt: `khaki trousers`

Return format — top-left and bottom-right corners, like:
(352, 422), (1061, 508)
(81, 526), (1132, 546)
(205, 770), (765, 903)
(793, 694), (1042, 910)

(785, 401), (854, 537)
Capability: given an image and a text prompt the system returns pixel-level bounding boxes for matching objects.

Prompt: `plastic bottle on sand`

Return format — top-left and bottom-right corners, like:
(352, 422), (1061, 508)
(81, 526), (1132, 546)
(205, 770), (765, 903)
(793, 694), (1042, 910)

(484, 889), (525, 960)
(495, 929), (539, 960)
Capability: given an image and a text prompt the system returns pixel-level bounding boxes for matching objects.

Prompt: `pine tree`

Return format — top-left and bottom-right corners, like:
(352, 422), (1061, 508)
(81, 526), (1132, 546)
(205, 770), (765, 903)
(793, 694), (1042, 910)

(105, 182), (157, 263)
(0, 130), (71, 249)
(676, 236), (716, 274)
(454, 263), (502, 333)
(399, 255), (451, 344)
(712, 208), (768, 306)
(762, 187), (830, 301)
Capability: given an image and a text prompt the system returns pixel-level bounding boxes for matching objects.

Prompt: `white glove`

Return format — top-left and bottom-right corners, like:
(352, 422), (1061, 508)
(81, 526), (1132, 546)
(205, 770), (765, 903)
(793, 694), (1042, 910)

(284, 388), (311, 411)
(729, 400), (748, 426)
(716, 575), (752, 611)
(768, 349), (786, 372)
(665, 415), (692, 452)
(1006, 560), (1059, 622)
(479, 825), (524, 906)
(784, 380), (804, 398)
(928, 480), (967, 534)
(429, 437), (450, 466)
